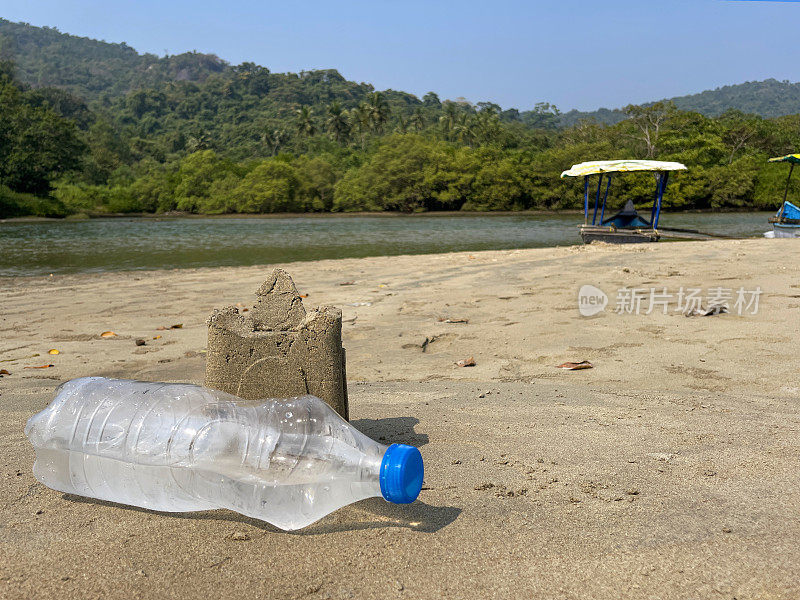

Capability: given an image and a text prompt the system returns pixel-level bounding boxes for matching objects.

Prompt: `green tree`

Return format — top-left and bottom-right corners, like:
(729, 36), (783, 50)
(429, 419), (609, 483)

(367, 91), (390, 134)
(439, 101), (458, 140)
(296, 156), (338, 211)
(173, 150), (237, 212)
(523, 102), (561, 130)
(395, 115), (408, 134)
(410, 108), (425, 132)
(472, 110), (502, 146)
(232, 160), (300, 212)
(294, 106), (317, 138)
(717, 109), (761, 164)
(334, 135), (462, 212)
(453, 115), (475, 146)
(623, 101), (676, 159)
(82, 117), (133, 184)
(261, 128), (289, 156)
(422, 91), (441, 108)
(466, 151), (534, 210)
(350, 102), (371, 149)
(186, 130), (213, 152)
(0, 76), (86, 195)
(324, 101), (350, 144)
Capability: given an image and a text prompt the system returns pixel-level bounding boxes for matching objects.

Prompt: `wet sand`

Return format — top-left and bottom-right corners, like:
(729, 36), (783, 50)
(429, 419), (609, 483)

(1, 238), (799, 599)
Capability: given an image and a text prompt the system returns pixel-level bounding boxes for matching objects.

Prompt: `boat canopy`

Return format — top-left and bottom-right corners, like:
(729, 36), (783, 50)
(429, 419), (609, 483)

(768, 154), (800, 164)
(562, 159), (688, 230)
(561, 160), (688, 178)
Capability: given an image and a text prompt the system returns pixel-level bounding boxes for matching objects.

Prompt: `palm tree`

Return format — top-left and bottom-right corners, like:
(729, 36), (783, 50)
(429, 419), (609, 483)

(367, 92), (390, 134)
(473, 110), (500, 145)
(395, 115), (408, 134)
(410, 108), (425, 132)
(274, 129), (289, 152)
(439, 101), (458, 140)
(351, 102), (371, 149)
(261, 128), (289, 156)
(261, 129), (276, 155)
(294, 106), (317, 138)
(453, 114), (475, 146)
(325, 101), (350, 144)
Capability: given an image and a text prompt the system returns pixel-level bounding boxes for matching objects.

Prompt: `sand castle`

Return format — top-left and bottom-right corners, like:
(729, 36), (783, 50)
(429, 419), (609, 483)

(205, 269), (348, 419)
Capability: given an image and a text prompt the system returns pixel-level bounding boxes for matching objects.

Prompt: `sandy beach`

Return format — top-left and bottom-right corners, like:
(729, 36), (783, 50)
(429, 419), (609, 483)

(2, 238), (800, 599)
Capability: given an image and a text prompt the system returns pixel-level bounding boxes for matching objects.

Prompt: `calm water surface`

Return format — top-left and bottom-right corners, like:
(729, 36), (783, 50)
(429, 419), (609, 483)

(0, 213), (773, 277)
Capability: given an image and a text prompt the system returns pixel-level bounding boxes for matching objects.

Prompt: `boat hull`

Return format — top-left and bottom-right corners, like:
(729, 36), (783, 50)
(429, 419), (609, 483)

(580, 225), (659, 244)
(767, 201), (800, 237)
(771, 223), (800, 238)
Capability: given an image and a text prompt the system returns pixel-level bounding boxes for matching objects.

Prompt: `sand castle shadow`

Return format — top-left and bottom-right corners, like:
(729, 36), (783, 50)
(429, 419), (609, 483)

(63, 495), (459, 535)
(350, 416), (429, 447)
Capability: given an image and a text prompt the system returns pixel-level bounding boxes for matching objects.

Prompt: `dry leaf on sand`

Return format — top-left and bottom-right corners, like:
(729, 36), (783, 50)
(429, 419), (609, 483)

(100, 331), (117, 338)
(456, 356), (476, 367)
(556, 360), (593, 370)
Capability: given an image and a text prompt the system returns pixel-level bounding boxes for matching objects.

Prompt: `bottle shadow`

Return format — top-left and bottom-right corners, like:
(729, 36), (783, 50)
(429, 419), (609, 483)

(63, 494), (460, 535)
(350, 416), (429, 447)
(296, 498), (460, 535)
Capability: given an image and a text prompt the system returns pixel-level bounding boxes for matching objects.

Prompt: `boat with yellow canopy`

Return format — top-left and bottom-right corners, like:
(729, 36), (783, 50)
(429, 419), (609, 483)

(561, 160), (688, 244)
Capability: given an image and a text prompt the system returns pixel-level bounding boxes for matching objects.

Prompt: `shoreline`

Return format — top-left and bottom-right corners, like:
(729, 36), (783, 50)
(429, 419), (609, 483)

(1, 207), (774, 223)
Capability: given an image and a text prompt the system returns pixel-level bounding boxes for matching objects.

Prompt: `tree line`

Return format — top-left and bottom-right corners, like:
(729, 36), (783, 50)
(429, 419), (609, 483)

(1, 54), (799, 218)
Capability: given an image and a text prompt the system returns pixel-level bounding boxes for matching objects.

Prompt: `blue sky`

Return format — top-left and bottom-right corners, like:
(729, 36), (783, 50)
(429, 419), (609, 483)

(2, 0), (799, 111)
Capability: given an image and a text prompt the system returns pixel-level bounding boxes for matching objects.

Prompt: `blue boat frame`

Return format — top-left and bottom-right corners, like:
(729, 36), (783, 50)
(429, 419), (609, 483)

(583, 171), (670, 230)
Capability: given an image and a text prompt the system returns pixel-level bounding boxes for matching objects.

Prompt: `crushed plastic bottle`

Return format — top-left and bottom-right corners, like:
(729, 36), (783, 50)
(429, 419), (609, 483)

(25, 377), (424, 530)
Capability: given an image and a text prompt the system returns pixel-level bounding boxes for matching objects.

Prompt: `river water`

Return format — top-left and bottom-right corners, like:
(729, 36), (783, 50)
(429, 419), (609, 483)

(0, 212), (773, 277)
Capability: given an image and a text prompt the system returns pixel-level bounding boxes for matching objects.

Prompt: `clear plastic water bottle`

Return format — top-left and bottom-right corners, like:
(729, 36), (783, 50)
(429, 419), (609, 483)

(25, 377), (424, 531)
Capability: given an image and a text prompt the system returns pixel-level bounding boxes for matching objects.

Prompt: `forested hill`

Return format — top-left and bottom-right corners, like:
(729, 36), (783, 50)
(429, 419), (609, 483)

(0, 19), (428, 118)
(0, 19), (228, 99)
(4, 18), (800, 124)
(559, 79), (800, 127)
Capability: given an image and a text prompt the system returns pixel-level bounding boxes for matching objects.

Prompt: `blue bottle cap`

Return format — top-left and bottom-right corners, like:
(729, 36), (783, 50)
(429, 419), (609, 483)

(379, 444), (424, 504)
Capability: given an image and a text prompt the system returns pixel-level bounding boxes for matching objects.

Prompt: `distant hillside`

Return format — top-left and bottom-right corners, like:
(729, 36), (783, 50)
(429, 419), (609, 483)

(3, 17), (800, 127)
(559, 79), (800, 127)
(0, 19), (228, 99)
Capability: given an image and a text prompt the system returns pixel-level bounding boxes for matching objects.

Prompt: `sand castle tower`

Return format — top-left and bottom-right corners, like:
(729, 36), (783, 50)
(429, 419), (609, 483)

(205, 269), (348, 419)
